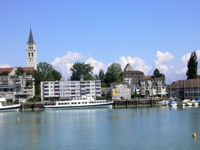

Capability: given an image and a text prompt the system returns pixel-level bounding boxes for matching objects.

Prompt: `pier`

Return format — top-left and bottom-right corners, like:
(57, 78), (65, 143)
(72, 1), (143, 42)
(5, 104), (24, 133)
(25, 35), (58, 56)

(113, 99), (166, 108)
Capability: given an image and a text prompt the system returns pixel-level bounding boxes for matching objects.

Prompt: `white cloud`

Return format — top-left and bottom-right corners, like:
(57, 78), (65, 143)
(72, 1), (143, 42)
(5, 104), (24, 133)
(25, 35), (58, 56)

(0, 64), (10, 68)
(52, 50), (200, 83)
(85, 57), (106, 75)
(52, 51), (106, 78)
(118, 56), (152, 74)
(52, 51), (85, 78)
(154, 51), (174, 74)
(176, 50), (200, 75)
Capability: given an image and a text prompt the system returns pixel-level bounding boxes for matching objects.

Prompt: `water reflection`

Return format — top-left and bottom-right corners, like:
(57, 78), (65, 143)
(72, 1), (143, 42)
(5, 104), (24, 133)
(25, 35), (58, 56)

(0, 107), (200, 150)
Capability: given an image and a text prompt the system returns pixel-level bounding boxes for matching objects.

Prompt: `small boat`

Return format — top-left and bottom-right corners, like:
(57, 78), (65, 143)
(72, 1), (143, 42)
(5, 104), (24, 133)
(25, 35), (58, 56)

(169, 100), (177, 107)
(158, 100), (168, 106)
(44, 96), (113, 109)
(191, 99), (198, 107)
(183, 99), (192, 106)
(0, 98), (21, 111)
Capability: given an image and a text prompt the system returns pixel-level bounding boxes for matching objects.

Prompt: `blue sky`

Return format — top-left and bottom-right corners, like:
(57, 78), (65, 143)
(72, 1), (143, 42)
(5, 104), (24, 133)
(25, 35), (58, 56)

(0, 0), (200, 81)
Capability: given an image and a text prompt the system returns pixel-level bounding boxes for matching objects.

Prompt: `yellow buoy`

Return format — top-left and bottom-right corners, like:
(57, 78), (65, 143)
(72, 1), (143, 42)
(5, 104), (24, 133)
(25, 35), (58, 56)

(17, 117), (20, 122)
(193, 132), (197, 138)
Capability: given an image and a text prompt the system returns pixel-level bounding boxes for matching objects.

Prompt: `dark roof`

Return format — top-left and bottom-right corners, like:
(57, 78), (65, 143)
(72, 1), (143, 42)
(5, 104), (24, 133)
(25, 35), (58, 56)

(171, 78), (200, 88)
(27, 28), (35, 44)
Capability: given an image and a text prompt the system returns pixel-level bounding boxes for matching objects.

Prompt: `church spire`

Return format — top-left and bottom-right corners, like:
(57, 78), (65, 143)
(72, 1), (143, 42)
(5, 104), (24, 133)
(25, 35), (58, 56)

(27, 28), (35, 44)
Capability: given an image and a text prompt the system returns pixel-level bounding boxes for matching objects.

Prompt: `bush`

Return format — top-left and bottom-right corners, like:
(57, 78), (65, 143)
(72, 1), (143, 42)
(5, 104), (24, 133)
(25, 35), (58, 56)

(14, 100), (19, 104)
(96, 96), (105, 100)
(28, 97), (34, 102)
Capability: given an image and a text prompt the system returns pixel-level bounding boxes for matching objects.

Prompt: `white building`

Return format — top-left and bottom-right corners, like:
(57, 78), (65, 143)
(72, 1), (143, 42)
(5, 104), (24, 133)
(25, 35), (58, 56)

(41, 79), (101, 101)
(123, 64), (167, 97)
(111, 82), (131, 100)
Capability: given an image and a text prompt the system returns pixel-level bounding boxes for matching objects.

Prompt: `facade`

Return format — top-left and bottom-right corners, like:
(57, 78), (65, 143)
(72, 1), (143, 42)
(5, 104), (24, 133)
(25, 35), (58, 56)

(111, 82), (131, 100)
(26, 29), (37, 70)
(0, 67), (35, 102)
(170, 78), (200, 100)
(123, 63), (167, 97)
(135, 76), (167, 97)
(41, 79), (102, 101)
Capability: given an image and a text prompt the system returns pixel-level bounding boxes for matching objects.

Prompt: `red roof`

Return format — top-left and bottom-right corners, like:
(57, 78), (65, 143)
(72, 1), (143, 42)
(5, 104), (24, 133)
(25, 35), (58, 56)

(0, 68), (14, 74)
(0, 67), (35, 74)
(21, 67), (35, 72)
(171, 78), (200, 88)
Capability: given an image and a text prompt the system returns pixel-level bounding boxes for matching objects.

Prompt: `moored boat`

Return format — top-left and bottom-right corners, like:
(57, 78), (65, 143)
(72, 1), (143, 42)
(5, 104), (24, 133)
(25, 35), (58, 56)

(158, 100), (168, 106)
(183, 99), (192, 106)
(0, 98), (21, 111)
(191, 99), (198, 107)
(169, 100), (177, 107)
(44, 96), (113, 109)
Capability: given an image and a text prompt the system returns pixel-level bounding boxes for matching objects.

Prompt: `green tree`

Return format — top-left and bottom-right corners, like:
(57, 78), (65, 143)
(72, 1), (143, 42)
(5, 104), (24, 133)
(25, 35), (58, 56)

(105, 63), (122, 85)
(32, 62), (62, 96)
(186, 51), (198, 79)
(37, 62), (61, 81)
(70, 62), (94, 80)
(0, 71), (9, 76)
(15, 67), (24, 76)
(99, 69), (105, 82)
(153, 68), (165, 79)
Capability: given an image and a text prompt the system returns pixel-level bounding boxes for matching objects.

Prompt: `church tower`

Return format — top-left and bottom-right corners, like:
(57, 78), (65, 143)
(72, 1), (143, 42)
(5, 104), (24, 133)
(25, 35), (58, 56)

(26, 29), (37, 70)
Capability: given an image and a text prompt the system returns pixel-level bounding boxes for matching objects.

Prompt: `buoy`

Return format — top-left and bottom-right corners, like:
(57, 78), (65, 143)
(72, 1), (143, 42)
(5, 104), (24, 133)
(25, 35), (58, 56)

(193, 132), (197, 138)
(17, 117), (20, 122)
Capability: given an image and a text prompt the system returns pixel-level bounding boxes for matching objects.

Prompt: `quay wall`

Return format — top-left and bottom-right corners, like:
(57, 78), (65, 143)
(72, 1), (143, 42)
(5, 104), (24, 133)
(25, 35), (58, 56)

(113, 99), (165, 108)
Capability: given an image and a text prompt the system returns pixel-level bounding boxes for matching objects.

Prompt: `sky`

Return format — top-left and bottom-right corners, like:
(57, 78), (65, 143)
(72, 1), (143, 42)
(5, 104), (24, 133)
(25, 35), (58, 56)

(0, 0), (200, 82)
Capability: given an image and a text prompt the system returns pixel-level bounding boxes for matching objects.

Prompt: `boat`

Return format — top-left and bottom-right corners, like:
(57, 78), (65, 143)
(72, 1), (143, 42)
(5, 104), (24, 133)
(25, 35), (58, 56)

(183, 99), (192, 106)
(157, 100), (168, 106)
(169, 100), (177, 107)
(0, 98), (21, 111)
(44, 96), (113, 109)
(191, 99), (198, 107)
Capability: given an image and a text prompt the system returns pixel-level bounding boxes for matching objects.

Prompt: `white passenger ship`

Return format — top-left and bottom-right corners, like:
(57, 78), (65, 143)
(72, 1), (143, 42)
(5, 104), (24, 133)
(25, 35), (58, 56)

(44, 96), (113, 109)
(0, 98), (21, 111)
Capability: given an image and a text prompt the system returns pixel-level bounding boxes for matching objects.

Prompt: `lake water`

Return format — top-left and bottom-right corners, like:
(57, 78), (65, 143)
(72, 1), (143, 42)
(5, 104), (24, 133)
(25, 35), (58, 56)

(0, 106), (200, 150)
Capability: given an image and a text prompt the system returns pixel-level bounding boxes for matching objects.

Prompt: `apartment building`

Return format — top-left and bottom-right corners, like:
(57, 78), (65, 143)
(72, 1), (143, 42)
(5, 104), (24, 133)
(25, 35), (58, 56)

(41, 79), (101, 101)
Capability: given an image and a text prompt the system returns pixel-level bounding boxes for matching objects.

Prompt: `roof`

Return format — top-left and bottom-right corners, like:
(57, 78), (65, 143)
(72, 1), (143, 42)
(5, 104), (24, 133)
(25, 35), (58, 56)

(171, 78), (200, 88)
(143, 76), (152, 79)
(27, 28), (35, 44)
(124, 63), (133, 71)
(0, 68), (14, 74)
(0, 67), (35, 74)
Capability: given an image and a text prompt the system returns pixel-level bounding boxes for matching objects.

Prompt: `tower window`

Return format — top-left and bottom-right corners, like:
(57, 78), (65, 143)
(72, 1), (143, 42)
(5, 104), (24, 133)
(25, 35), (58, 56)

(29, 52), (30, 57)
(32, 52), (33, 57)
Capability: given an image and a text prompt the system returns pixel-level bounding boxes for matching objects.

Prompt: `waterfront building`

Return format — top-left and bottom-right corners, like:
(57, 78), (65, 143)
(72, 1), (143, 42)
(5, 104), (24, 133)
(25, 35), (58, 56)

(41, 79), (102, 101)
(0, 29), (37, 102)
(26, 29), (37, 70)
(0, 67), (35, 102)
(111, 82), (131, 100)
(170, 78), (200, 100)
(123, 63), (167, 97)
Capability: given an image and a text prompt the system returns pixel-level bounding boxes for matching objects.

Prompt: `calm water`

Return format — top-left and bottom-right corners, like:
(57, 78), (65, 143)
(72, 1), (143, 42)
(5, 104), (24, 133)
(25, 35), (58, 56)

(0, 106), (200, 150)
